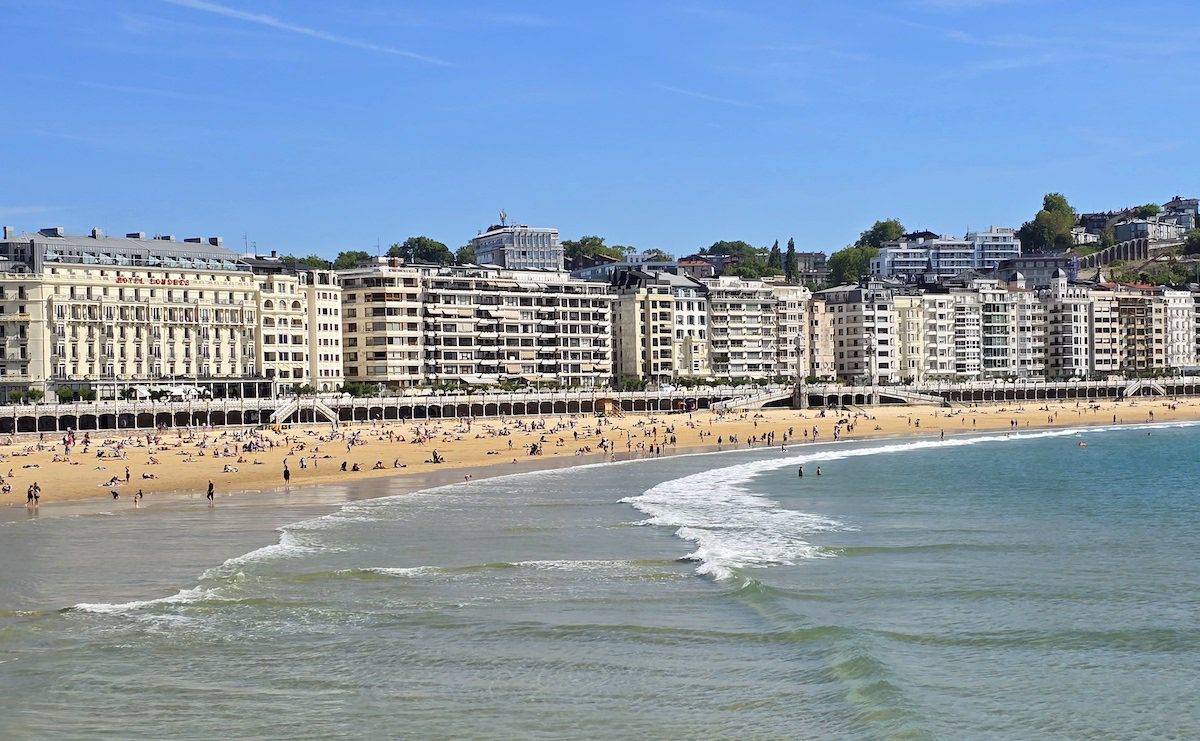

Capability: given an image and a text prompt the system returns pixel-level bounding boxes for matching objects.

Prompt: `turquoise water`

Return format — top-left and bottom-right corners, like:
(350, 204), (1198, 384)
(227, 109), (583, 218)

(2, 424), (1198, 739)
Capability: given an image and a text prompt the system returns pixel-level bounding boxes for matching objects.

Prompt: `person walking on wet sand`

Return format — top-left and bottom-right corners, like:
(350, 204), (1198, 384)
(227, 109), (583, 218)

(283, 462), (291, 487)
(207, 480), (215, 505)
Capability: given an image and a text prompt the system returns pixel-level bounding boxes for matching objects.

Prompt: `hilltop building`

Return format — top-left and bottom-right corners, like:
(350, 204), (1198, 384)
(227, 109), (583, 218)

(469, 223), (564, 271)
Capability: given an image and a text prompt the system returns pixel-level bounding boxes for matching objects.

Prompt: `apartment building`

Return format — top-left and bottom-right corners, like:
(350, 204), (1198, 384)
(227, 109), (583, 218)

(817, 280), (897, 384)
(1041, 270), (1093, 379)
(340, 258), (611, 388)
(892, 294), (926, 382)
(338, 259), (425, 387)
(807, 297), (836, 380)
(872, 227), (1021, 282)
(771, 283), (813, 380)
(702, 276), (780, 380)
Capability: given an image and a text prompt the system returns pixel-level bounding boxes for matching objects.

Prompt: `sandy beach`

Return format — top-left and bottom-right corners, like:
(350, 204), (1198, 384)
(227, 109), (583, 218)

(2, 396), (1196, 508)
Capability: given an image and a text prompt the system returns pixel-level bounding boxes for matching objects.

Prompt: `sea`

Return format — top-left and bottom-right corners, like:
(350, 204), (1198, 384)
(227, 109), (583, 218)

(1, 423), (1198, 740)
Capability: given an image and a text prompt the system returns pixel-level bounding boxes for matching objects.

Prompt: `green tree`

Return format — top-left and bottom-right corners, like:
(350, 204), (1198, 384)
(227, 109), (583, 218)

(642, 248), (673, 262)
(388, 236), (454, 264)
(827, 245), (877, 285)
(855, 219), (905, 248)
(1099, 226), (1116, 249)
(1183, 229), (1200, 255)
(25, 388), (44, 403)
(562, 235), (625, 262)
(454, 245), (477, 264)
(1017, 192), (1075, 253)
(333, 250), (371, 269)
(701, 240), (758, 258)
(767, 240), (782, 270)
(785, 238), (797, 282)
(280, 254), (332, 268)
(56, 387), (74, 402)
(1134, 203), (1161, 219)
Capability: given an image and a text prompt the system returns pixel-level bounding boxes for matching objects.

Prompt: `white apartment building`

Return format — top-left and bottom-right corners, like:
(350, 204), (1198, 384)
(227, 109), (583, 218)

(702, 276), (780, 380)
(871, 227), (1021, 282)
(339, 258), (611, 388)
(817, 280), (897, 384)
(771, 283), (813, 380)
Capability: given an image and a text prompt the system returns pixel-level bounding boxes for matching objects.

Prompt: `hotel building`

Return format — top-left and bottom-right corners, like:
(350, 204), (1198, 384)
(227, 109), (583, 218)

(0, 227), (261, 400)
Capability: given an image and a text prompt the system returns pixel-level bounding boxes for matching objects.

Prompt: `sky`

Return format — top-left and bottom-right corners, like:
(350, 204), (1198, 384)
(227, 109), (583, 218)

(1, 0), (1196, 259)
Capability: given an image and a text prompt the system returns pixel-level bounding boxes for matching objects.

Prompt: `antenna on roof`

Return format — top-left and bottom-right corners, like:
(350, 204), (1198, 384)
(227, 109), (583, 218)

(499, 209), (507, 227)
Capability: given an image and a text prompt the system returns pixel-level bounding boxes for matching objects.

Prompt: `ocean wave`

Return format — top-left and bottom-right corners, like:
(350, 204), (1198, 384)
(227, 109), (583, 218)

(620, 426), (1108, 581)
(71, 585), (212, 614)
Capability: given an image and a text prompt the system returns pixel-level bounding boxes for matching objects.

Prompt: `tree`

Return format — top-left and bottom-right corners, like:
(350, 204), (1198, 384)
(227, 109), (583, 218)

(333, 250), (371, 269)
(388, 236), (454, 265)
(827, 245), (877, 285)
(767, 240), (782, 270)
(855, 219), (905, 249)
(77, 387), (96, 402)
(1134, 203), (1161, 219)
(701, 240), (758, 258)
(25, 388), (44, 403)
(454, 245), (477, 264)
(280, 254), (332, 269)
(56, 387), (74, 402)
(1017, 192), (1075, 253)
(642, 248), (673, 261)
(785, 238), (797, 282)
(562, 235), (625, 262)
(1099, 226), (1116, 249)
(1183, 229), (1200, 255)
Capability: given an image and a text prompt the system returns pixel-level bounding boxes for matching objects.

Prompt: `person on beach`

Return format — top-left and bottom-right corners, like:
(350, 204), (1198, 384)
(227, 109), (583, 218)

(816, 466), (822, 476)
(798, 465), (804, 478)
(283, 463), (291, 486)
(206, 480), (214, 505)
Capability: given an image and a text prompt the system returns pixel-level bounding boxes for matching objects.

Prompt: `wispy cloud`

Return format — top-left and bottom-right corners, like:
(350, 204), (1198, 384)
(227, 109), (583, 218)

(658, 85), (755, 108)
(158, 0), (451, 66)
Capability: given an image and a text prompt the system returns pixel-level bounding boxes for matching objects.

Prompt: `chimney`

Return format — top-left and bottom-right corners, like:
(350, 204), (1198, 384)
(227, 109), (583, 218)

(2, 226), (12, 240)
(90, 227), (104, 239)
(208, 236), (223, 247)
(39, 227), (65, 238)
(270, 249), (277, 258)
(127, 232), (146, 239)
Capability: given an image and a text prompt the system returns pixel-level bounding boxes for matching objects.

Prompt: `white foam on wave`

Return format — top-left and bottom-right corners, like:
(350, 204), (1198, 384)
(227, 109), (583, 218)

(621, 426), (1103, 581)
(512, 559), (638, 572)
(359, 566), (441, 577)
(73, 585), (211, 614)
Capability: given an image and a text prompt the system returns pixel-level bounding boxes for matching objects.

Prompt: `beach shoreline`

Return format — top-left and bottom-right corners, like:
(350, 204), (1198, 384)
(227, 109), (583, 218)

(2, 396), (1197, 518)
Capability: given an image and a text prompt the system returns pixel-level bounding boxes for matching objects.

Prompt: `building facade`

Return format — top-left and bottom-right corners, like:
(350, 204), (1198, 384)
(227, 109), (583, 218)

(340, 258), (611, 389)
(469, 223), (564, 271)
(0, 227), (261, 400)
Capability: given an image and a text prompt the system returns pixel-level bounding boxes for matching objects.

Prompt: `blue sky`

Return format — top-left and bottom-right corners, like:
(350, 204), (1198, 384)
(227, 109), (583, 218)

(2, 0), (1195, 258)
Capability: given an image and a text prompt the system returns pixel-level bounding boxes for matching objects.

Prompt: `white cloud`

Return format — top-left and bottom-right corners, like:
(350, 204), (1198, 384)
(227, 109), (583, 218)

(158, 0), (451, 66)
